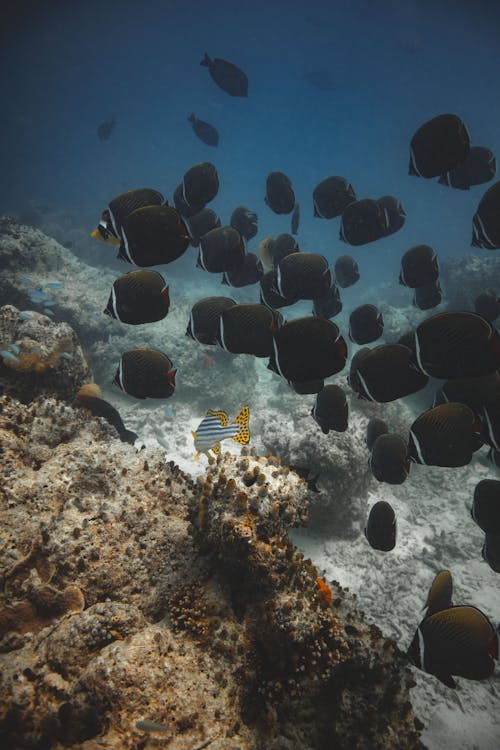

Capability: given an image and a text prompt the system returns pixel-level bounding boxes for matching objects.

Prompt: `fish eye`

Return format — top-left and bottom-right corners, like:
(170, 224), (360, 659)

(98, 223), (111, 240)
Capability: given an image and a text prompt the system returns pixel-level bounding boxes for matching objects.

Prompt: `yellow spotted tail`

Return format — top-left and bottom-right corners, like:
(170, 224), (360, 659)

(231, 405), (250, 445)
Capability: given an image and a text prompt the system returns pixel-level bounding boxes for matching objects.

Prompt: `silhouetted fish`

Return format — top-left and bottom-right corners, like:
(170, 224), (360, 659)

(222, 253), (263, 287)
(439, 146), (496, 190)
(230, 206), (258, 241)
(200, 53), (248, 97)
(313, 177), (356, 219)
(311, 384), (348, 434)
(340, 199), (388, 245)
(113, 348), (176, 400)
(472, 181), (500, 249)
(97, 117), (115, 141)
(268, 317), (347, 382)
(334, 255), (360, 288)
(413, 280), (442, 310)
(364, 501), (396, 551)
(197, 226), (245, 273)
(182, 162), (219, 213)
(188, 113), (219, 146)
(474, 290), (500, 322)
(409, 113), (470, 178)
(408, 402), (482, 467)
(265, 172), (296, 215)
(423, 571), (453, 619)
(369, 434), (410, 485)
(186, 297), (236, 345)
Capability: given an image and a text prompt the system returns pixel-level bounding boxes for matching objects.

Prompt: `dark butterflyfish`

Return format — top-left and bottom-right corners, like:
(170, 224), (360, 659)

(258, 234), (299, 272)
(439, 146), (496, 190)
(76, 383), (138, 444)
(349, 344), (428, 403)
(113, 348), (176, 400)
(185, 208), (221, 247)
(377, 195), (406, 237)
(91, 188), (165, 246)
(348, 304), (383, 345)
(482, 532), (500, 573)
(291, 203), (300, 235)
(188, 113), (219, 147)
(334, 255), (360, 288)
(222, 253), (263, 287)
(186, 297), (236, 345)
(104, 270), (169, 325)
(340, 199), (388, 246)
(408, 402), (482, 468)
(413, 280), (442, 310)
(407, 605), (498, 688)
(399, 244), (439, 288)
(369, 434), (410, 485)
(422, 571), (453, 619)
(313, 176), (356, 219)
(471, 479), (500, 533)
(117, 205), (190, 267)
(217, 303), (282, 358)
(366, 417), (389, 451)
(197, 226), (245, 273)
(472, 180), (500, 250)
(265, 172), (296, 215)
(311, 384), (348, 434)
(97, 117), (115, 141)
(269, 317), (347, 382)
(182, 162), (219, 213)
(288, 379), (324, 395)
(173, 183), (200, 219)
(474, 290), (500, 322)
(260, 269), (298, 310)
(411, 311), (500, 379)
(230, 206), (258, 241)
(289, 465), (321, 492)
(312, 284), (342, 320)
(364, 501), (396, 551)
(433, 372), (500, 414)
(409, 113), (471, 178)
(200, 53), (248, 97)
(276, 252), (332, 301)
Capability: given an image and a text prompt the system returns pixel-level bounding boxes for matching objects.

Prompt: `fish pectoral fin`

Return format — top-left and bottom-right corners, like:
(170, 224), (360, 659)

(191, 430), (199, 441)
(206, 409), (229, 427)
(232, 405), (250, 445)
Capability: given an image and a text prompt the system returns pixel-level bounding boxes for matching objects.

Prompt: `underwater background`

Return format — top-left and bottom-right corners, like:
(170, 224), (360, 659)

(2, 1), (500, 748)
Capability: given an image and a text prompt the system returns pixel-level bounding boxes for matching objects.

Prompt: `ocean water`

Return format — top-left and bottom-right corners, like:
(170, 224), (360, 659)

(2, 1), (500, 747)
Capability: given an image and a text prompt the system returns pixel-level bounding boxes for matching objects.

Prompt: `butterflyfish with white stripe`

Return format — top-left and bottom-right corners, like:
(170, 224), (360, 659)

(91, 188), (165, 246)
(116, 205), (190, 267)
(407, 402), (482, 467)
(348, 344), (427, 403)
(104, 270), (169, 325)
(192, 405), (250, 459)
(113, 348), (176, 400)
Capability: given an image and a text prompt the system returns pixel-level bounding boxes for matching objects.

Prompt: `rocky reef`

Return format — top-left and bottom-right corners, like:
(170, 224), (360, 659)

(0, 312), (423, 749)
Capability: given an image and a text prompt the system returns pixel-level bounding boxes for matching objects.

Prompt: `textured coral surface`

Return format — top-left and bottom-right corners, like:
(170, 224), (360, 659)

(0, 393), (423, 749)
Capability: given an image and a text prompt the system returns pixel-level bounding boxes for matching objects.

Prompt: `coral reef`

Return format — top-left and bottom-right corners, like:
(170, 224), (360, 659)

(440, 253), (500, 312)
(0, 388), (423, 749)
(0, 304), (91, 402)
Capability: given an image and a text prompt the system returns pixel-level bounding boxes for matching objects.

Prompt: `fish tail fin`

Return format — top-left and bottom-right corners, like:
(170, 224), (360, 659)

(232, 405), (250, 445)
(188, 113), (195, 123)
(200, 53), (211, 67)
(168, 369), (177, 387)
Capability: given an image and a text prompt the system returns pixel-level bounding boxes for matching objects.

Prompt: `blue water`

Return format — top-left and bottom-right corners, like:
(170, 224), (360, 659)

(2, 0), (500, 286)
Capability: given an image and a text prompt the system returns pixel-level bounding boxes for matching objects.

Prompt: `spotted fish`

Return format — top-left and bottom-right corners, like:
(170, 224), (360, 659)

(192, 405), (250, 459)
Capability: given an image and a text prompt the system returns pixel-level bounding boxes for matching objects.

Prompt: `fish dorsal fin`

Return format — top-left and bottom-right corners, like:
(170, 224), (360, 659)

(211, 442), (221, 455)
(206, 409), (229, 427)
(232, 404), (250, 445)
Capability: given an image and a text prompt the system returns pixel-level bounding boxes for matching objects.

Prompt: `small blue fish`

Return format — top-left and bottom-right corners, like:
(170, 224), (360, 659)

(61, 352), (73, 360)
(156, 435), (169, 450)
(18, 311), (33, 320)
(192, 405), (250, 459)
(32, 345), (41, 353)
(18, 277), (32, 286)
(43, 300), (55, 307)
(44, 309), (55, 317)
(45, 282), (64, 289)
(8, 343), (20, 354)
(163, 405), (174, 418)
(29, 290), (50, 301)
(0, 349), (20, 363)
